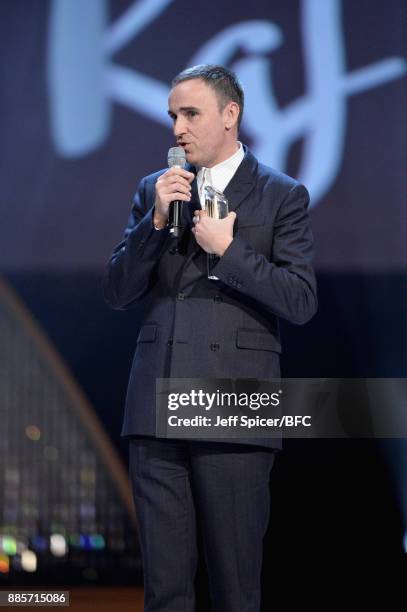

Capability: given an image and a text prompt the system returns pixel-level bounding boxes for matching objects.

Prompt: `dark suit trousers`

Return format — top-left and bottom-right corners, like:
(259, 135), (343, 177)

(129, 437), (276, 612)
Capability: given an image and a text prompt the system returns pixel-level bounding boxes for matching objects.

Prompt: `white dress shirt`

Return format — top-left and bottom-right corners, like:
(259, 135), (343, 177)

(196, 142), (244, 209)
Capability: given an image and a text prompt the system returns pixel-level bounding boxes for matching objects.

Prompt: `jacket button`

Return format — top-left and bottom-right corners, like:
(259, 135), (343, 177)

(167, 339), (173, 347)
(213, 295), (223, 303)
(176, 292), (185, 301)
(210, 343), (220, 351)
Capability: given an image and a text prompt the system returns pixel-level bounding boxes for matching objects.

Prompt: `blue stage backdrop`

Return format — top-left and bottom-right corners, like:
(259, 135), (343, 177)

(1, 0), (406, 272)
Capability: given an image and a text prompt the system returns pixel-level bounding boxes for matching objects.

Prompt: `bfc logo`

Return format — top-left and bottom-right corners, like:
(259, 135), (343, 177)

(47, 0), (406, 206)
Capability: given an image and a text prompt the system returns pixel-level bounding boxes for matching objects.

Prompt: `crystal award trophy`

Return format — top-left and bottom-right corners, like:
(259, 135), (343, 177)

(203, 185), (229, 280)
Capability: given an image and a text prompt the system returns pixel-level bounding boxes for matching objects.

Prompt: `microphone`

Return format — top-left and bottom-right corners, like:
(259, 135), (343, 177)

(167, 146), (186, 238)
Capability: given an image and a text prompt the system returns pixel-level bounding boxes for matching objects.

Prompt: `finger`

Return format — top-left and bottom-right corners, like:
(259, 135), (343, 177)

(165, 180), (191, 195)
(164, 175), (192, 189)
(167, 168), (195, 182)
(166, 191), (191, 202)
(167, 175), (192, 187)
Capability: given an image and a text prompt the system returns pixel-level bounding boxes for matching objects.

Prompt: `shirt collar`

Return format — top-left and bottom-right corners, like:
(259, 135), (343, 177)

(196, 141), (244, 191)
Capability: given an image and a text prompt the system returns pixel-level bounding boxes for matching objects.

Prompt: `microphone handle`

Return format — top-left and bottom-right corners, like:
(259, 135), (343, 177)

(169, 200), (183, 238)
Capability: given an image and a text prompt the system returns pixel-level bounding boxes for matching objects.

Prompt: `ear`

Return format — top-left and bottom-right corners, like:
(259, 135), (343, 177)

(224, 101), (240, 131)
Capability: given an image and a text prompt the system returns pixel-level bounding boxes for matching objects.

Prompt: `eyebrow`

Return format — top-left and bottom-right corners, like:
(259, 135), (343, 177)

(168, 106), (200, 117)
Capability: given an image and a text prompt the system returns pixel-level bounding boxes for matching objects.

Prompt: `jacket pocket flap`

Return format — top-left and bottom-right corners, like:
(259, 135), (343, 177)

(137, 324), (157, 343)
(236, 329), (281, 353)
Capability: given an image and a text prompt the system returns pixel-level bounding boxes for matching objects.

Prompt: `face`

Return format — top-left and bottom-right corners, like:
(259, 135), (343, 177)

(168, 79), (238, 168)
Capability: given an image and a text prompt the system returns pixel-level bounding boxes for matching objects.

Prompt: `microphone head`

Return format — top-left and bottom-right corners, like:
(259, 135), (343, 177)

(168, 146), (186, 168)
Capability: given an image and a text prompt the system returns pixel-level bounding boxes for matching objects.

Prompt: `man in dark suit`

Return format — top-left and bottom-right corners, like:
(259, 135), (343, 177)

(104, 64), (317, 612)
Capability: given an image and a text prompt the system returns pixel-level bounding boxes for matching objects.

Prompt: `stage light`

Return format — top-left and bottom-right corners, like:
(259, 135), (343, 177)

(50, 534), (67, 557)
(79, 535), (92, 550)
(25, 425), (41, 441)
(1, 537), (16, 556)
(89, 535), (105, 550)
(0, 554), (10, 573)
(21, 550), (37, 572)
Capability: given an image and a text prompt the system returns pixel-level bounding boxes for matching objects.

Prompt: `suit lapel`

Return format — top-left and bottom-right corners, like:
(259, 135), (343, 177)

(182, 164), (200, 226)
(223, 147), (258, 214)
(173, 164), (200, 260)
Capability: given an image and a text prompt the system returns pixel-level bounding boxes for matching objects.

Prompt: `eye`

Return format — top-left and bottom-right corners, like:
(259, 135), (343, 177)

(187, 110), (198, 118)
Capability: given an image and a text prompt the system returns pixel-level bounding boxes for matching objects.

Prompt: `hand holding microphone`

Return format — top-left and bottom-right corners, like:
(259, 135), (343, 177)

(154, 147), (195, 235)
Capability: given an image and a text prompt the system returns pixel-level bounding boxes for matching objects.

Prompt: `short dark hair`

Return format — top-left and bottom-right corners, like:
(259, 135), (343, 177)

(171, 64), (244, 130)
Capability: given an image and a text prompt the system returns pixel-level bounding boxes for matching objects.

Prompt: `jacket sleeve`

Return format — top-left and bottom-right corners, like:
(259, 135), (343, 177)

(212, 183), (318, 324)
(103, 176), (170, 309)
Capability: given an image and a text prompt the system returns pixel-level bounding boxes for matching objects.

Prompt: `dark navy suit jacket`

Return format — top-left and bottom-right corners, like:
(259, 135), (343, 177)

(103, 146), (317, 449)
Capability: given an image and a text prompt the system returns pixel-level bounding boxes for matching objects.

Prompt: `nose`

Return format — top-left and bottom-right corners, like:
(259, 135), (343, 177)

(173, 116), (187, 138)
